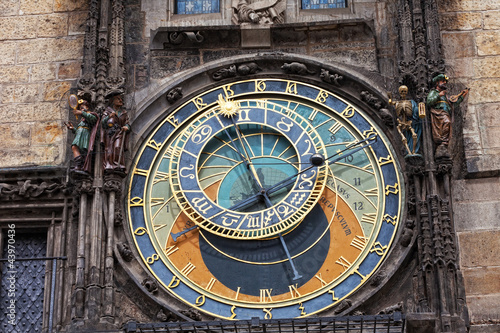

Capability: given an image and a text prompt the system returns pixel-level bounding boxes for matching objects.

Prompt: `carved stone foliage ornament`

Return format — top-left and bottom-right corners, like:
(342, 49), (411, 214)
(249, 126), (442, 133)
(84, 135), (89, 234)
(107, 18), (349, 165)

(0, 180), (65, 199)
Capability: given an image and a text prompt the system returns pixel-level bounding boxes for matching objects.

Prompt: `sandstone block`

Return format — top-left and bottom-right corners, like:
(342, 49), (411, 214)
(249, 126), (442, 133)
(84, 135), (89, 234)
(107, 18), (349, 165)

(58, 61), (81, 79)
(0, 16), (38, 40)
(480, 125), (500, 149)
(476, 102), (499, 127)
(438, 0), (500, 12)
(468, 79), (500, 104)
(43, 81), (72, 101)
(0, 104), (35, 123)
(477, 31), (500, 56)
(461, 107), (478, 133)
(0, 65), (30, 83)
(439, 12), (482, 31)
(0, 0), (19, 16)
(454, 201), (500, 231)
(473, 57), (500, 78)
(458, 230), (500, 268)
(445, 58), (474, 79)
(466, 295), (500, 324)
(441, 32), (476, 59)
(463, 267), (500, 295)
(54, 0), (89, 12)
(17, 36), (84, 64)
(20, 0), (53, 14)
(31, 121), (64, 145)
(1, 84), (40, 103)
(31, 63), (57, 82)
(0, 123), (30, 147)
(0, 145), (64, 167)
(33, 102), (62, 120)
(0, 41), (16, 65)
(36, 14), (69, 38)
(68, 11), (87, 35)
(466, 153), (500, 174)
(452, 178), (500, 202)
(484, 10), (500, 30)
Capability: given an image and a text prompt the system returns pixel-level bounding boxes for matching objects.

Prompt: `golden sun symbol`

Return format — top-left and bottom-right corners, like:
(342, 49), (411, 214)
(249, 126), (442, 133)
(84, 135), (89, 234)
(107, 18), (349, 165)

(217, 94), (240, 118)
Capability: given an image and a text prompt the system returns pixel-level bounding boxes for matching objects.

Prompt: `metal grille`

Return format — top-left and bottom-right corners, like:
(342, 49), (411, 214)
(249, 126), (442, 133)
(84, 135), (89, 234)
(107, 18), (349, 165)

(0, 233), (47, 333)
(126, 313), (405, 333)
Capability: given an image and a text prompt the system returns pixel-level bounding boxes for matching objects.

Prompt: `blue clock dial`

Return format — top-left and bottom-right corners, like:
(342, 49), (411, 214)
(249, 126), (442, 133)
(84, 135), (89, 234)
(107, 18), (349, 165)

(127, 79), (405, 320)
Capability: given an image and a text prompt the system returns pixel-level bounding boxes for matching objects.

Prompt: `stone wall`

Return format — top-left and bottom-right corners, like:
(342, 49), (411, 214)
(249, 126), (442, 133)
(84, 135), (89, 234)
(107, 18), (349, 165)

(0, 0), (87, 168)
(439, 1), (500, 331)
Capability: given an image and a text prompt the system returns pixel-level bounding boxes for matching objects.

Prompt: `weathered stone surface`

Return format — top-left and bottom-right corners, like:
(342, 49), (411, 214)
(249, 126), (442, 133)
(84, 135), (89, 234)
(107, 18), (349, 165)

(458, 230), (500, 268)
(476, 102), (499, 127)
(470, 324), (500, 333)
(468, 79), (500, 104)
(0, 103), (35, 122)
(43, 81), (72, 101)
(454, 201), (500, 231)
(0, 65), (30, 83)
(36, 14), (69, 38)
(480, 125), (500, 149)
(439, 12), (482, 31)
(0, 41), (16, 65)
(150, 55), (200, 79)
(312, 48), (378, 71)
(438, 0), (500, 12)
(0, 0), (19, 17)
(54, 0), (88, 12)
(31, 63), (57, 81)
(17, 36), (84, 64)
(467, 295), (500, 324)
(476, 31), (500, 56)
(441, 32), (476, 59)
(58, 61), (81, 79)
(1, 84), (40, 103)
(19, 0), (53, 14)
(466, 153), (500, 174)
(33, 102), (62, 120)
(446, 57), (474, 78)
(0, 16), (37, 40)
(0, 123), (30, 147)
(484, 10), (500, 30)
(0, 145), (63, 167)
(473, 57), (500, 78)
(463, 267), (500, 295)
(67, 10), (87, 35)
(461, 107), (478, 133)
(452, 178), (500, 202)
(31, 121), (64, 145)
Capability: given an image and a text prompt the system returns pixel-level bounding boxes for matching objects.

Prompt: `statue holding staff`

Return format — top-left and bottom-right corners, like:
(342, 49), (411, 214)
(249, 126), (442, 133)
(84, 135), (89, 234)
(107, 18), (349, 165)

(101, 94), (130, 172)
(426, 74), (469, 157)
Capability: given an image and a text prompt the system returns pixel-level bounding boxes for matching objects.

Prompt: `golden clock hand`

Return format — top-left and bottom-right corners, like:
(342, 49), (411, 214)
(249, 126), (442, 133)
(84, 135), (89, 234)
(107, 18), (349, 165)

(265, 135), (377, 197)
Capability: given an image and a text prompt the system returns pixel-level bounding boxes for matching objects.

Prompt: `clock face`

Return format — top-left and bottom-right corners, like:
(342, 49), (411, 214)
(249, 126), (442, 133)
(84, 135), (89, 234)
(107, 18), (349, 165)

(127, 79), (404, 320)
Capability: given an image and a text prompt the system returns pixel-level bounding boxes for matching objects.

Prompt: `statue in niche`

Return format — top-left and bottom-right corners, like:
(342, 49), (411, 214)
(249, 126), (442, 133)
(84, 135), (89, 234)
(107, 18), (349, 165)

(388, 85), (423, 156)
(426, 74), (469, 158)
(65, 98), (99, 174)
(232, 0), (285, 24)
(101, 93), (130, 173)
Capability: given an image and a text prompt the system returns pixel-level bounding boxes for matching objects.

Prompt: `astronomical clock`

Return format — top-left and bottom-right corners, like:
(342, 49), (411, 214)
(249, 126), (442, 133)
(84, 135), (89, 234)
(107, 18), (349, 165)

(126, 78), (404, 320)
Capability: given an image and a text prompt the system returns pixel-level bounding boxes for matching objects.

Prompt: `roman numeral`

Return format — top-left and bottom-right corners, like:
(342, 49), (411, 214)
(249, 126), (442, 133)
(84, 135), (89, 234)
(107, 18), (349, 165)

(361, 213), (377, 225)
(350, 235), (368, 251)
(260, 289), (273, 302)
(336, 256), (351, 271)
(181, 262), (196, 276)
